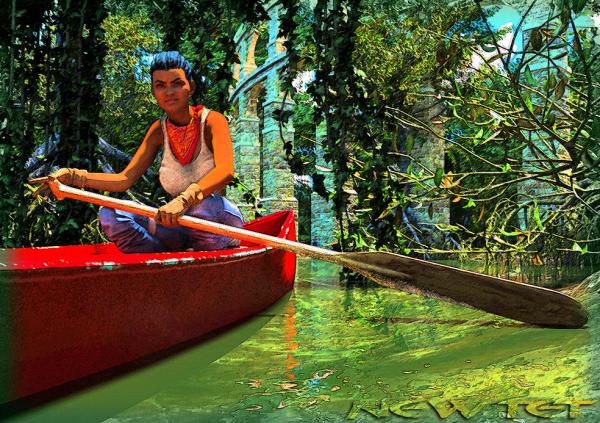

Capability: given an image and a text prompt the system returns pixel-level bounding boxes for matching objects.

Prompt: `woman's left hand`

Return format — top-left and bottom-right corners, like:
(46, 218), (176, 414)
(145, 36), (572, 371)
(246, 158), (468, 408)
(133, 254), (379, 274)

(155, 195), (190, 226)
(155, 184), (204, 226)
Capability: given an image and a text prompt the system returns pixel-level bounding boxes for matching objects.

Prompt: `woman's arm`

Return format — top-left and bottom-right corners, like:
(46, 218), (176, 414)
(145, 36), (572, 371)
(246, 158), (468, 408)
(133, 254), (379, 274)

(56, 120), (163, 192)
(194, 111), (235, 195)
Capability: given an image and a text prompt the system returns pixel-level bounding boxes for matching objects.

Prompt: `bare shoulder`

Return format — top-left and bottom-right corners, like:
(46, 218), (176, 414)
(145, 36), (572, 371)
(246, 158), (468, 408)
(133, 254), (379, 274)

(145, 118), (164, 147)
(205, 110), (229, 127)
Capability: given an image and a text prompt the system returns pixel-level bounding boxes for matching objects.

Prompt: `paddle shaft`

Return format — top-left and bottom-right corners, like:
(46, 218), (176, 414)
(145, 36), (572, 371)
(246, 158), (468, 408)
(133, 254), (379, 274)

(48, 182), (408, 276)
(50, 182), (335, 254)
(45, 182), (587, 328)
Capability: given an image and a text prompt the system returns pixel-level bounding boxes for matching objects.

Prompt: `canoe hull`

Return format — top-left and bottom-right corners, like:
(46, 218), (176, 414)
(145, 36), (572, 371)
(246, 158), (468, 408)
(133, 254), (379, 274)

(0, 210), (296, 404)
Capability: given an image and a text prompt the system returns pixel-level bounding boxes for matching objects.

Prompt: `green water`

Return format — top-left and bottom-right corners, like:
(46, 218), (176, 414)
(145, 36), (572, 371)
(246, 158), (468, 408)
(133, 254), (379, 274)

(3, 258), (599, 422)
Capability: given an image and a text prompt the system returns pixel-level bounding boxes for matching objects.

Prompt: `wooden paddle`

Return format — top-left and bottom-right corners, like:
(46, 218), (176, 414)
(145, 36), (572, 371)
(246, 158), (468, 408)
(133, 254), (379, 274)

(32, 178), (588, 329)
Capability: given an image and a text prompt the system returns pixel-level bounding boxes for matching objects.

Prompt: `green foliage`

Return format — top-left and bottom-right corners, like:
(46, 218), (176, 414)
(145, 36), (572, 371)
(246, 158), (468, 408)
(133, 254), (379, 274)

(0, 0), (107, 247)
(303, 0), (489, 251)
(308, 0), (366, 250)
(290, 92), (317, 173)
(99, 12), (161, 153)
(428, 1), (600, 258)
(276, 0), (599, 264)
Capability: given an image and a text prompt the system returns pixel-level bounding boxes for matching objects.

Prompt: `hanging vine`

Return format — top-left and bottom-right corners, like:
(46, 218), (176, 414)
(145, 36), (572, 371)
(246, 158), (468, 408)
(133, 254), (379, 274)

(0, 0), (107, 247)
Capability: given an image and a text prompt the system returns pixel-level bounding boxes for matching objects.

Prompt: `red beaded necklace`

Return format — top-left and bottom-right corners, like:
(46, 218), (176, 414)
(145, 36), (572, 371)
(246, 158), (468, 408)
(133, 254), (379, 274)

(166, 105), (204, 166)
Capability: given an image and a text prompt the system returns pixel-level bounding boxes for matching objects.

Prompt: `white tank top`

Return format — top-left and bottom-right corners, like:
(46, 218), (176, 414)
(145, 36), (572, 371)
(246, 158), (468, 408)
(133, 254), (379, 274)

(159, 108), (215, 197)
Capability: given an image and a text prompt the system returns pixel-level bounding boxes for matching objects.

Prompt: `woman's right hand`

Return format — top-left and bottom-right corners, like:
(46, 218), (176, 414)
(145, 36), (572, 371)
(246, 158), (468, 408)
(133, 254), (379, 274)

(32, 168), (88, 198)
(49, 168), (88, 187)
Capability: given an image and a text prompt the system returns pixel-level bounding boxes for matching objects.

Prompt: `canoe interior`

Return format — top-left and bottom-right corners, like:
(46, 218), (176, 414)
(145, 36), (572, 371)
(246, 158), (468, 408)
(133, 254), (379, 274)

(0, 210), (296, 405)
(4, 209), (294, 271)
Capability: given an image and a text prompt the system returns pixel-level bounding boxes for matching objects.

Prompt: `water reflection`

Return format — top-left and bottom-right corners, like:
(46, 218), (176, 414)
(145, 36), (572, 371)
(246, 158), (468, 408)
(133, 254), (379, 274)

(284, 302), (299, 380)
(444, 256), (597, 289)
(101, 257), (597, 423)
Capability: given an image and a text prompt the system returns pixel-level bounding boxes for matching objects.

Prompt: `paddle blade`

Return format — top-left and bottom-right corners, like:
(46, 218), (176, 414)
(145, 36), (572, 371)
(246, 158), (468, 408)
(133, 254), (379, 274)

(340, 251), (587, 329)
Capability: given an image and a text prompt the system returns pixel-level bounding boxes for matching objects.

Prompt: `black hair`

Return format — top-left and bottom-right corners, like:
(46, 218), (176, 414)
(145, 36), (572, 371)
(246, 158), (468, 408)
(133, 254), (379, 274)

(150, 51), (194, 83)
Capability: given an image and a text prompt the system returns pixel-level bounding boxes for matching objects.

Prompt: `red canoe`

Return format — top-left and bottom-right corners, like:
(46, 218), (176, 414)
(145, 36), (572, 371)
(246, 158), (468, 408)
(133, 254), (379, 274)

(0, 210), (296, 404)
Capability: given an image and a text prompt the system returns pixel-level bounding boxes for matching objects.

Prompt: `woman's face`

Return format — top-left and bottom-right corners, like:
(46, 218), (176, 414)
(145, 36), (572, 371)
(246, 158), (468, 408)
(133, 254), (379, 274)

(151, 68), (195, 113)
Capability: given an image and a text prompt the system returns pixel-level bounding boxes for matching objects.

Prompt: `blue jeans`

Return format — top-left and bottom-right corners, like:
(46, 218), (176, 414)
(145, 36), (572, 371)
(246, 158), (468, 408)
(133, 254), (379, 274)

(99, 194), (244, 253)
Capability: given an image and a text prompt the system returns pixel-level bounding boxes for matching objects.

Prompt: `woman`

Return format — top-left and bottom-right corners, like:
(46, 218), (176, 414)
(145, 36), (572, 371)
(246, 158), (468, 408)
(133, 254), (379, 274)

(40, 51), (244, 253)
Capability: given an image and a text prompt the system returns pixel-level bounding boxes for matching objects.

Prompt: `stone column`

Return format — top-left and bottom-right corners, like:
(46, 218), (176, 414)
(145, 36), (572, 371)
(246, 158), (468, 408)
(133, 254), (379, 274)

(258, 4), (297, 216)
(229, 91), (261, 219)
(311, 121), (336, 246)
(409, 84), (449, 245)
(266, 4), (287, 57)
(237, 28), (257, 81)
(261, 77), (297, 215)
